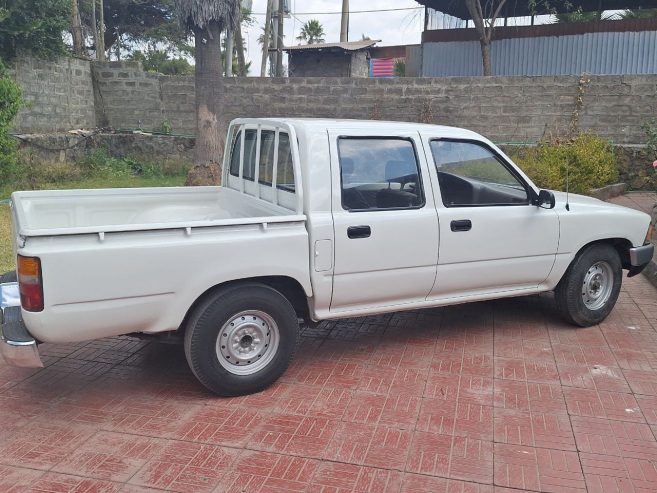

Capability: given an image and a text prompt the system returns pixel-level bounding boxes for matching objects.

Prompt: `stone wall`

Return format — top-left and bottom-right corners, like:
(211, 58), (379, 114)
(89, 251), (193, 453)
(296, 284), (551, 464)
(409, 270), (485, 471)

(9, 56), (96, 133)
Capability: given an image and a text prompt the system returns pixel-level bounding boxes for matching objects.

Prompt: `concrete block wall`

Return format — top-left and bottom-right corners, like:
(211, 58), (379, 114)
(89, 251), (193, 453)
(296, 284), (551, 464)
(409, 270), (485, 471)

(9, 56), (96, 133)
(216, 76), (657, 145)
(9, 57), (657, 146)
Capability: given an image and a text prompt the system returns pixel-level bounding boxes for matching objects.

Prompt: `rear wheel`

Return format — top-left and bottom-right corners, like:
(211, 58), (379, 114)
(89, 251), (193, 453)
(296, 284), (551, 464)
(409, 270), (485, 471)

(555, 244), (622, 327)
(184, 283), (300, 396)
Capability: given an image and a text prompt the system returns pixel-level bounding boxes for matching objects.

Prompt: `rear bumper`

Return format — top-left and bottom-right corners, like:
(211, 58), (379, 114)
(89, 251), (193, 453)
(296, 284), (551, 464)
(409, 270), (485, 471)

(0, 282), (43, 368)
(628, 242), (655, 277)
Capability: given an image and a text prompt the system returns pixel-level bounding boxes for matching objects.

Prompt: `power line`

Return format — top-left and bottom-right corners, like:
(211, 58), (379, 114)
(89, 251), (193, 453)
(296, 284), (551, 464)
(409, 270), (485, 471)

(250, 6), (422, 16)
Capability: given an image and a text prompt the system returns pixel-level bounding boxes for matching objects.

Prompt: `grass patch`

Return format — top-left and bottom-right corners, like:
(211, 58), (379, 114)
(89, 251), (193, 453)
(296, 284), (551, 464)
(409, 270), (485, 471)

(0, 205), (12, 274)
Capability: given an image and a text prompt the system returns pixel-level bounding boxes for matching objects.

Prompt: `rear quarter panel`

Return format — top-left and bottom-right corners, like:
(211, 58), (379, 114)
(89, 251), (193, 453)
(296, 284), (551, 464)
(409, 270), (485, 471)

(20, 222), (311, 343)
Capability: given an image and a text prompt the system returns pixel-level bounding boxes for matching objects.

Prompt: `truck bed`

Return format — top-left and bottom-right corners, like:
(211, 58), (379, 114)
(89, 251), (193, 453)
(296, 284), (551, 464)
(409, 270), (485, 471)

(11, 186), (303, 237)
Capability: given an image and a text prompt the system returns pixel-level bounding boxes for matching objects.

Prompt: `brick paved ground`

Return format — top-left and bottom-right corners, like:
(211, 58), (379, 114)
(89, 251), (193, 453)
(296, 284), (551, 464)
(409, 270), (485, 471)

(2, 195), (657, 493)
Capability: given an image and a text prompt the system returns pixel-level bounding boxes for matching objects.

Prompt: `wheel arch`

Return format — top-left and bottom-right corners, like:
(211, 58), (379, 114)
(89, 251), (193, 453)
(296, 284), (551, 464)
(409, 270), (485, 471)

(574, 237), (633, 270)
(178, 276), (310, 334)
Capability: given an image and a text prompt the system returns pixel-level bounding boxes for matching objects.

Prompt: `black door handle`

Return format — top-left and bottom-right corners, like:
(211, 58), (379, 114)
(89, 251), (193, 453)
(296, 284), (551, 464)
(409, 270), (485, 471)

(451, 219), (472, 232)
(347, 225), (371, 239)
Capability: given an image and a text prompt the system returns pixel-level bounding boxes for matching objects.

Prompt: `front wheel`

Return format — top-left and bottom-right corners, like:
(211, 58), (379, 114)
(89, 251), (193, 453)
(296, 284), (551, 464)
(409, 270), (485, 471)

(555, 244), (622, 327)
(184, 283), (300, 396)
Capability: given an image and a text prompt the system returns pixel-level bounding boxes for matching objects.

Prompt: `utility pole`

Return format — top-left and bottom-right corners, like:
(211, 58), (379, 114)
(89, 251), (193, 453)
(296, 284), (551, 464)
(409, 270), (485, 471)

(260, 0), (273, 76)
(340, 0), (349, 42)
(276, 0), (285, 76)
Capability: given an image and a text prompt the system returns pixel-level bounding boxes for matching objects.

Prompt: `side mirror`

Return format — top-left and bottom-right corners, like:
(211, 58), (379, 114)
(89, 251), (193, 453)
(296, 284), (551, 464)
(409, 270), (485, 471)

(537, 189), (556, 209)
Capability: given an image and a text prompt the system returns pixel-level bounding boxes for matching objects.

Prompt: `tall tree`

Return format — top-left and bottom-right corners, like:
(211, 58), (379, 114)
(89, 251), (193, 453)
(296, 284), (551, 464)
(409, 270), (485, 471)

(174, 0), (240, 174)
(463, 0), (508, 76)
(71, 0), (86, 56)
(297, 19), (325, 44)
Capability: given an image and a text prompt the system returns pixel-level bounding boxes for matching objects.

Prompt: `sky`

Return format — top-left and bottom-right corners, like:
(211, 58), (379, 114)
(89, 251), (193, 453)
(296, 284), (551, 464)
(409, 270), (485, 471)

(242, 0), (425, 75)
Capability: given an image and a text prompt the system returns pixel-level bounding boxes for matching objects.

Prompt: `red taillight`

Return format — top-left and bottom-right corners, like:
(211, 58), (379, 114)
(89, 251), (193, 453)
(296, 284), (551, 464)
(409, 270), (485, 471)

(17, 255), (43, 312)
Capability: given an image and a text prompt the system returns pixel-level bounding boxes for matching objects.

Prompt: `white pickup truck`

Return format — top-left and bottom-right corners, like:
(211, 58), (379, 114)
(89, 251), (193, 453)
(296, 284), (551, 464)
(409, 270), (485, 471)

(1, 118), (653, 395)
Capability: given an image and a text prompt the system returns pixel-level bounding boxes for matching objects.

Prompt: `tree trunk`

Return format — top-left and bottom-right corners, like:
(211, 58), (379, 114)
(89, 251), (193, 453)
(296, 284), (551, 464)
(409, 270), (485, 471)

(235, 24), (247, 76)
(71, 0), (86, 56)
(193, 21), (223, 172)
(97, 0), (106, 61)
(480, 40), (492, 76)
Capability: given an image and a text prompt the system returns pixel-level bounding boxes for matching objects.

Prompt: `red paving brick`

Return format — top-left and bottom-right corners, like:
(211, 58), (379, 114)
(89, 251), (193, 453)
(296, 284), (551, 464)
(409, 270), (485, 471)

(3, 224), (657, 491)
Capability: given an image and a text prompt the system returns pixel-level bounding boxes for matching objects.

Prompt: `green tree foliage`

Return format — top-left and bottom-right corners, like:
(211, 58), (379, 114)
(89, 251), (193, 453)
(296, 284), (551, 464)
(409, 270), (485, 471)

(128, 49), (193, 75)
(297, 19), (325, 44)
(555, 8), (616, 22)
(0, 0), (69, 58)
(0, 60), (22, 183)
(620, 8), (657, 19)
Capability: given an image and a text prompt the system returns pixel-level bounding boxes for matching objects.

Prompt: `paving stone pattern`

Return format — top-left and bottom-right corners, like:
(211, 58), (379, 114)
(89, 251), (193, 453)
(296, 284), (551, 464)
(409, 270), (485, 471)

(2, 269), (657, 491)
(1, 207), (656, 493)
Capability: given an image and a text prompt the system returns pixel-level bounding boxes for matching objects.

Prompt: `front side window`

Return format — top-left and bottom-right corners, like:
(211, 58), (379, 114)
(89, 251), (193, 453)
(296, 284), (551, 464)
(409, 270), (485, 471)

(338, 137), (424, 211)
(430, 140), (528, 207)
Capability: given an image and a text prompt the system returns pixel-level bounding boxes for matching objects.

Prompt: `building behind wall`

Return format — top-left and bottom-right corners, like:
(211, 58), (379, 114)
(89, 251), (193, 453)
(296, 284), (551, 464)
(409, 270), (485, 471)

(284, 40), (378, 77)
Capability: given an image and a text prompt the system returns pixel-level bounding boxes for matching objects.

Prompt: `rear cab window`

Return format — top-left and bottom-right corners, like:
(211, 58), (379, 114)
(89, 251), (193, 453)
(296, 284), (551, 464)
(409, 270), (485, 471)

(337, 137), (425, 211)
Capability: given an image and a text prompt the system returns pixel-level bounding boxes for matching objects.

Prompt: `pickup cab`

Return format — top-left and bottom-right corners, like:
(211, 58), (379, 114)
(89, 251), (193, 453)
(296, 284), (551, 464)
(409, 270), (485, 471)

(1, 118), (653, 396)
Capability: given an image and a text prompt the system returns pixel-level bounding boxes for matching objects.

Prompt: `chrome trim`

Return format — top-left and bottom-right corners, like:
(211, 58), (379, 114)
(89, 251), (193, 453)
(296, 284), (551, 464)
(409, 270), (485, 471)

(629, 242), (654, 267)
(1, 285), (43, 368)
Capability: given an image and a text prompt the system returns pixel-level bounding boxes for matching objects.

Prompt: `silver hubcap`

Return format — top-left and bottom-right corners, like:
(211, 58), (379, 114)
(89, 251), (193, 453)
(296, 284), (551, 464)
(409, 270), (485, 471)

(582, 261), (613, 310)
(216, 310), (279, 375)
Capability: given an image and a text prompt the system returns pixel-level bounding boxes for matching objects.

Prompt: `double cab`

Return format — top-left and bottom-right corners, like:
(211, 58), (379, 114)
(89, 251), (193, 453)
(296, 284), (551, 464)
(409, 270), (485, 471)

(0, 118), (653, 395)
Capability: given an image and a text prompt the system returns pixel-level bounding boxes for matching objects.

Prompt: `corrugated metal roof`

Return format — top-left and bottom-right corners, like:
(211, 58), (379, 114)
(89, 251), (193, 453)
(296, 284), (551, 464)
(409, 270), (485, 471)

(281, 40), (380, 52)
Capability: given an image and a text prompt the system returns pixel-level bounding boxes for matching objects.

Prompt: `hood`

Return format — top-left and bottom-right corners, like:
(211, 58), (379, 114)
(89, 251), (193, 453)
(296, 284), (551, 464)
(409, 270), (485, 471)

(550, 191), (628, 211)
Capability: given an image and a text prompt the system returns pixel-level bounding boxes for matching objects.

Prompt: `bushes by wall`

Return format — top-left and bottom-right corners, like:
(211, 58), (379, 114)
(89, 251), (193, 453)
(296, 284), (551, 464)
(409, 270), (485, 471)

(509, 134), (619, 194)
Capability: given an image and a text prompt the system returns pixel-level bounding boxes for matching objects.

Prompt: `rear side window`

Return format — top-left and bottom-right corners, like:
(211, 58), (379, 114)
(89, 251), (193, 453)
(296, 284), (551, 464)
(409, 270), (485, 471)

(229, 128), (294, 192)
(338, 137), (424, 211)
(229, 129), (257, 180)
(277, 133), (295, 192)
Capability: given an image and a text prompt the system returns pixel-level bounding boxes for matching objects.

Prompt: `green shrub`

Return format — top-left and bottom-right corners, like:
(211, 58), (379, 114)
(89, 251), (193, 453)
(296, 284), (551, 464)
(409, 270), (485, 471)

(642, 118), (657, 161)
(511, 134), (619, 194)
(0, 60), (22, 184)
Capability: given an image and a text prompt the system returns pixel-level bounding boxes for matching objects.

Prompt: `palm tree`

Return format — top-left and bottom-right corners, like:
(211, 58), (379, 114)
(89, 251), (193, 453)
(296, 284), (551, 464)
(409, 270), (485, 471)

(297, 19), (325, 44)
(173, 0), (240, 176)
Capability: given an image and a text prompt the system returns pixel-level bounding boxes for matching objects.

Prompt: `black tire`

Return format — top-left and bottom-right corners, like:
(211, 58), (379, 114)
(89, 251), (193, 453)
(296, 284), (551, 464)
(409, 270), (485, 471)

(184, 283), (300, 396)
(555, 244), (622, 327)
(0, 271), (17, 283)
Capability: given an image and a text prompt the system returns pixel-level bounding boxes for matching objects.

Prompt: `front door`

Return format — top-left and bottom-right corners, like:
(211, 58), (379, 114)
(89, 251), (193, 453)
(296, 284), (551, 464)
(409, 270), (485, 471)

(329, 131), (439, 312)
(424, 138), (559, 299)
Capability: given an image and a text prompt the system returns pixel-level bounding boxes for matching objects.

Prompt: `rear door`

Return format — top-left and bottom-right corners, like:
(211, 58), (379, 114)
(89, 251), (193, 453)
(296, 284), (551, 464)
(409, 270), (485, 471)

(329, 130), (439, 312)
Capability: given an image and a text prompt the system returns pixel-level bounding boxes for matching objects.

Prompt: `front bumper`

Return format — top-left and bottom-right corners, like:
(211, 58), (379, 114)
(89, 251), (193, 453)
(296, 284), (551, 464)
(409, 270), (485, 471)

(628, 242), (655, 277)
(0, 282), (43, 368)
